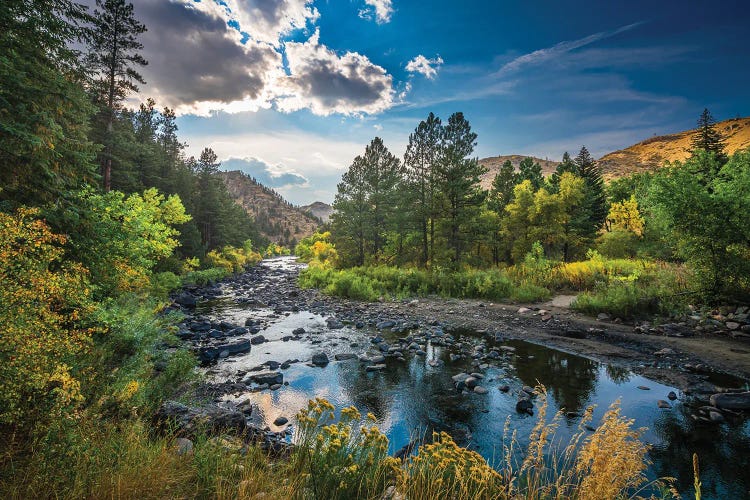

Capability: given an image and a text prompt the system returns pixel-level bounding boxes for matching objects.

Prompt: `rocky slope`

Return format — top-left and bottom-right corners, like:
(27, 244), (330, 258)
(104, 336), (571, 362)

(597, 117), (750, 179)
(220, 170), (320, 246)
(300, 201), (333, 223)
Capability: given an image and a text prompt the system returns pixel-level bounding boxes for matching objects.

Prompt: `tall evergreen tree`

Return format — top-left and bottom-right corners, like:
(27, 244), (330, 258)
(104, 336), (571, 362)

(361, 138), (403, 259)
(404, 112), (442, 266)
(691, 108), (726, 157)
(690, 108), (728, 178)
(0, 0), (98, 206)
(516, 157), (544, 190)
(331, 156), (368, 266)
(436, 112), (487, 265)
(548, 151), (579, 193)
(571, 146), (607, 252)
(488, 160), (516, 213)
(86, 0), (147, 191)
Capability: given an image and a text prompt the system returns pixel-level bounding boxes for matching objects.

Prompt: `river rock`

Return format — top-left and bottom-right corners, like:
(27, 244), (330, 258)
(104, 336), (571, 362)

(376, 320), (396, 330)
(709, 411), (725, 422)
(366, 364), (386, 372)
(155, 401), (246, 436)
(474, 386), (488, 394)
(516, 399), (534, 414)
(710, 391), (750, 410)
(311, 352), (330, 366)
(250, 335), (267, 345)
(245, 371), (283, 385)
(334, 353), (358, 361)
(657, 400), (671, 409)
(292, 327), (306, 335)
(668, 391), (678, 400)
(273, 416), (289, 426)
(597, 313), (611, 321)
(175, 292), (197, 308)
(499, 385), (510, 393)
(464, 377), (478, 389)
(175, 437), (194, 455)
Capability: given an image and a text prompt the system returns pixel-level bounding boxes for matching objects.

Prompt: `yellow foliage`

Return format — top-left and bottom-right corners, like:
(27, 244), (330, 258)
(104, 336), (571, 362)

(0, 208), (96, 423)
(205, 241), (262, 273)
(607, 195), (645, 236)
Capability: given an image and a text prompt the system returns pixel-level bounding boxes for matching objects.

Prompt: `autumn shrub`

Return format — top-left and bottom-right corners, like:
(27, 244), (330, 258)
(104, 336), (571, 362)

(205, 240), (262, 274)
(0, 208), (97, 425)
(264, 242), (291, 257)
(296, 231), (338, 267)
(290, 399), (401, 499)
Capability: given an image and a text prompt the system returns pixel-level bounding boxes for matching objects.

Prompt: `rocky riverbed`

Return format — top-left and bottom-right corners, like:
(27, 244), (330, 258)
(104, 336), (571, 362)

(164, 257), (750, 499)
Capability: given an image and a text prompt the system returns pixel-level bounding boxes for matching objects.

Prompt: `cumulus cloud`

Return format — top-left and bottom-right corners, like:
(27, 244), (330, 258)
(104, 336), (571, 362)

(222, 0), (319, 46)
(406, 55), (444, 79)
(358, 0), (394, 24)
(221, 157), (308, 187)
(110, 0), (397, 117)
(276, 30), (395, 116)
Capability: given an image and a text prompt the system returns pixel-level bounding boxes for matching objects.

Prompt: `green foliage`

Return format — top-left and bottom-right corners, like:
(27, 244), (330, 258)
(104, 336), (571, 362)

(596, 229), (639, 259)
(182, 267), (229, 286)
(649, 150), (750, 300)
(48, 187), (190, 297)
(205, 241), (262, 274)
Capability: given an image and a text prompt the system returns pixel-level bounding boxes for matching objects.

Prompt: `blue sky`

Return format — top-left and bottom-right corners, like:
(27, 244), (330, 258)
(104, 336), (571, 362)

(128, 0), (750, 205)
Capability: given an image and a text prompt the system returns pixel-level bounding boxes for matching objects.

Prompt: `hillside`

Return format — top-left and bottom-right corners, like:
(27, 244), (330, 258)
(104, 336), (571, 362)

(478, 155), (559, 190)
(300, 201), (333, 223)
(597, 117), (750, 178)
(220, 170), (321, 246)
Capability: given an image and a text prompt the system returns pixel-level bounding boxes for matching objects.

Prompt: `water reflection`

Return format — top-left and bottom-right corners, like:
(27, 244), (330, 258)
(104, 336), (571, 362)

(199, 262), (749, 500)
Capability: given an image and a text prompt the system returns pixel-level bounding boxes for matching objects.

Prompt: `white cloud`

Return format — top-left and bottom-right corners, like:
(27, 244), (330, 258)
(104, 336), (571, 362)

(222, 0), (319, 46)
(119, 0), (397, 117)
(405, 54), (444, 79)
(493, 22), (644, 77)
(276, 30), (395, 116)
(359, 0), (394, 24)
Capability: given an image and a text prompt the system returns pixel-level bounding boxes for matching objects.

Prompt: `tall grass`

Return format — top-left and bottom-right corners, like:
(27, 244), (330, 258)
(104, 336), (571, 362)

(299, 252), (691, 318)
(1, 390), (679, 499)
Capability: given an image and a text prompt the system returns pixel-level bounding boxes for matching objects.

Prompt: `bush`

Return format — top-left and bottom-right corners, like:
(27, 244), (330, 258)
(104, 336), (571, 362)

(0, 208), (97, 425)
(204, 240), (262, 274)
(182, 267), (228, 286)
(296, 231), (338, 267)
(596, 229), (640, 259)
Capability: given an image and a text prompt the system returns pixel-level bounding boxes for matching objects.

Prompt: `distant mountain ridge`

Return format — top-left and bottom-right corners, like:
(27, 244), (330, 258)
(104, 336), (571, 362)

(220, 170), (321, 246)
(300, 201), (333, 223)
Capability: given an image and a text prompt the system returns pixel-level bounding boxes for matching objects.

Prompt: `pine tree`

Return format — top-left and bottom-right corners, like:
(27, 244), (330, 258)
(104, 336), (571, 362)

(0, 0), (98, 206)
(517, 157), (544, 190)
(691, 108), (726, 157)
(436, 112), (487, 265)
(87, 0), (148, 191)
(488, 160), (516, 213)
(404, 112), (442, 266)
(548, 151), (579, 193)
(331, 156), (368, 266)
(571, 146), (607, 256)
(361, 138), (403, 259)
(690, 108), (728, 178)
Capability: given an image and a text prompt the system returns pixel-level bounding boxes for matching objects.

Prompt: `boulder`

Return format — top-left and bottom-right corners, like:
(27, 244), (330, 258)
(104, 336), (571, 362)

(245, 371), (283, 386)
(154, 401), (246, 436)
(710, 392), (750, 410)
(175, 292), (197, 308)
(516, 399), (534, 415)
(250, 335), (267, 345)
(311, 352), (330, 366)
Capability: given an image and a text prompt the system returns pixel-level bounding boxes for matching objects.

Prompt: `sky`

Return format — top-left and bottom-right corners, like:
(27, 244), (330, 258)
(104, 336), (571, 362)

(118, 0), (749, 205)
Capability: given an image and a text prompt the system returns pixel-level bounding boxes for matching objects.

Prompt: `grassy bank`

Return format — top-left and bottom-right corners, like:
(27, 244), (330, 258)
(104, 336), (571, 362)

(299, 251), (693, 319)
(2, 391), (680, 499)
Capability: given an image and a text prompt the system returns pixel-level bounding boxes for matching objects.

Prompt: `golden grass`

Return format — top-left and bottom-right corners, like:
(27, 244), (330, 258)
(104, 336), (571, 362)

(1, 390), (680, 500)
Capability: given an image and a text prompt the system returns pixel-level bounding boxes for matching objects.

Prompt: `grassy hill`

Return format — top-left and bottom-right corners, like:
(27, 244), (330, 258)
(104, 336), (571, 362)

(479, 117), (750, 185)
(597, 117), (750, 179)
